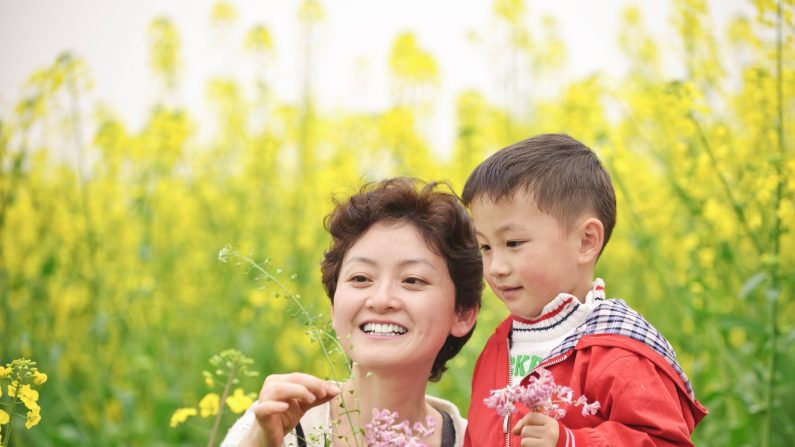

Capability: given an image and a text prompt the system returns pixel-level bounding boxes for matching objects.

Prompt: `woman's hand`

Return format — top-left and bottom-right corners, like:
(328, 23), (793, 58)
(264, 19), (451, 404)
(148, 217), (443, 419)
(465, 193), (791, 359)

(512, 412), (560, 447)
(240, 373), (340, 447)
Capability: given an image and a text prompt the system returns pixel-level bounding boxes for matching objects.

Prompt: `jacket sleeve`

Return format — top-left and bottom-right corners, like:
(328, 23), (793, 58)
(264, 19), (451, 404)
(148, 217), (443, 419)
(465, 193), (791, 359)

(557, 352), (697, 447)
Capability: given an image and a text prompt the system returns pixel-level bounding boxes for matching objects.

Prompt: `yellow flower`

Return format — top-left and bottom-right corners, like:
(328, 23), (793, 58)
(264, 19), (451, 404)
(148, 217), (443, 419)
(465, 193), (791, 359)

(169, 408), (196, 428)
(9, 384), (39, 410)
(33, 372), (48, 385)
(225, 388), (256, 414)
(7, 381), (19, 397)
(0, 367), (10, 379)
(198, 393), (220, 418)
(169, 407), (197, 428)
(0, 409), (9, 424)
(202, 371), (214, 388)
(25, 406), (41, 429)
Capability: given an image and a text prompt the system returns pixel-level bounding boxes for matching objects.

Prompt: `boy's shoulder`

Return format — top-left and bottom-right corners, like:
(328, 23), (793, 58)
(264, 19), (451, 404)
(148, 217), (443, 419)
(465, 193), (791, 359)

(548, 297), (697, 399)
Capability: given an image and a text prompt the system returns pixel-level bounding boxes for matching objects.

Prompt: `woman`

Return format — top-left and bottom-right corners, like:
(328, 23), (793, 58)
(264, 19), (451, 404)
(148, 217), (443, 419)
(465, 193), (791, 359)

(222, 177), (482, 447)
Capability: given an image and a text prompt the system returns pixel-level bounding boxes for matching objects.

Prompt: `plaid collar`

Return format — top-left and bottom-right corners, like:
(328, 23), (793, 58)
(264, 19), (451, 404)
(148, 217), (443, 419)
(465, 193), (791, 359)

(541, 280), (696, 399)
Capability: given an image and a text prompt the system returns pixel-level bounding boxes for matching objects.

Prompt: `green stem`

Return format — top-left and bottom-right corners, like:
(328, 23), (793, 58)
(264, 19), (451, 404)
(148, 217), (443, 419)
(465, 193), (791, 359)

(688, 112), (765, 255)
(762, 2), (785, 446)
(3, 383), (19, 447)
(207, 366), (235, 447)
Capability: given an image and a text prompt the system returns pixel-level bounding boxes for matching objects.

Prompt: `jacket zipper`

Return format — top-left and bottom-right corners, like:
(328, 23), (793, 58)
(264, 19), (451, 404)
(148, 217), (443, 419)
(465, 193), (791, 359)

(504, 333), (512, 447)
(534, 353), (569, 372)
(506, 352), (571, 446)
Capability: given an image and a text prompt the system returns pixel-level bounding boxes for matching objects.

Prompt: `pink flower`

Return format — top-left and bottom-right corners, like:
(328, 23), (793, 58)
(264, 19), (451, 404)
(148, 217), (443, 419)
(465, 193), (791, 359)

(484, 367), (600, 420)
(364, 408), (436, 447)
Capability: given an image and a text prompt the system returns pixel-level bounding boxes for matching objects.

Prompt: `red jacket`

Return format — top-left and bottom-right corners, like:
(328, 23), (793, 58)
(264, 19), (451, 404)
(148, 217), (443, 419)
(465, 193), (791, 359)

(465, 316), (708, 447)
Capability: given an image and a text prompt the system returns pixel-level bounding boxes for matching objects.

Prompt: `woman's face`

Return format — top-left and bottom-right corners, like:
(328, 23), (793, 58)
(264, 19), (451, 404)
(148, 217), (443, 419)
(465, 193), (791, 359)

(332, 221), (469, 374)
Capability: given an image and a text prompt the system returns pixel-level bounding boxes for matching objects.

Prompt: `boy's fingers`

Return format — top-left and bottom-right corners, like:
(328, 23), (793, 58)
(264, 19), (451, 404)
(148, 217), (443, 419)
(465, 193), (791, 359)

(511, 412), (546, 434)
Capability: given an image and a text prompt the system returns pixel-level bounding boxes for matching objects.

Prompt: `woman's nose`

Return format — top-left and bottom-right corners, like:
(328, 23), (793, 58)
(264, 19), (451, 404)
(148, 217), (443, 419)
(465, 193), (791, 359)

(365, 282), (401, 312)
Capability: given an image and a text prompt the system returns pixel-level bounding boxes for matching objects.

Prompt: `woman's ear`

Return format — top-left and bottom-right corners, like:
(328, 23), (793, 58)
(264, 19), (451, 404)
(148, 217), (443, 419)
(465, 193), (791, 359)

(578, 217), (604, 265)
(450, 305), (479, 337)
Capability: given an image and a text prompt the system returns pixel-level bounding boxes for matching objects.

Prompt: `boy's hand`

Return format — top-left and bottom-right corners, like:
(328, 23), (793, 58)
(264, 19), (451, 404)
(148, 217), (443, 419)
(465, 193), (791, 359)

(512, 412), (560, 447)
(241, 373), (340, 447)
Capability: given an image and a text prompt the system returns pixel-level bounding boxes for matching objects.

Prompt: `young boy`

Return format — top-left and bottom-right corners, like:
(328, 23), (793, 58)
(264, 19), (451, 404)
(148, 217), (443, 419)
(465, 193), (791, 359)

(462, 134), (707, 446)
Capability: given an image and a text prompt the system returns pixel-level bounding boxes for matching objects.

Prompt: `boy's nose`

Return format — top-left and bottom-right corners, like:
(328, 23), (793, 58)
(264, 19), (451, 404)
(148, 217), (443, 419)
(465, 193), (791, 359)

(486, 255), (511, 277)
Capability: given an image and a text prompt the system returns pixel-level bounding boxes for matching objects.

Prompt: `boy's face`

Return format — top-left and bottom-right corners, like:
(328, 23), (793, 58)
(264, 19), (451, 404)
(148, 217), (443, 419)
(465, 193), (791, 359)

(470, 191), (590, 318)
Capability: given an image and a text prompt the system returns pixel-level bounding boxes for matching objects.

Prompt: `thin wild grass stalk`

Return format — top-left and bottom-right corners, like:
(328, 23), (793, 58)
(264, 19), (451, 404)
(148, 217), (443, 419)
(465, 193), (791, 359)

(220, 246), (364, 447)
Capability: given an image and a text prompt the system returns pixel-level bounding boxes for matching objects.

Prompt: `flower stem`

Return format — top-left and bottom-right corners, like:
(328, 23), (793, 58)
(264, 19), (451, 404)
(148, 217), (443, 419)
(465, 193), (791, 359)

(762, 2), (785, 447)
(688, 112), (764, 255)
(207, 365), (236, 447)
(3, 382), (19, 447)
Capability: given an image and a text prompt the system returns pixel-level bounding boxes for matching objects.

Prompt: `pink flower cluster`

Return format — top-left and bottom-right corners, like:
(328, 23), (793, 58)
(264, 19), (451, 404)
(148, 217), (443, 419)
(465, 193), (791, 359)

(484, 367), (601, 419)
(364, 408), (436, 447)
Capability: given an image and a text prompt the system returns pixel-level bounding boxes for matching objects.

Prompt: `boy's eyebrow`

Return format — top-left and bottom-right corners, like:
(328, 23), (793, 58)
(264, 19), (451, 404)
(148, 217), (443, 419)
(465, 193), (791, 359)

(476, 223), (526, 237)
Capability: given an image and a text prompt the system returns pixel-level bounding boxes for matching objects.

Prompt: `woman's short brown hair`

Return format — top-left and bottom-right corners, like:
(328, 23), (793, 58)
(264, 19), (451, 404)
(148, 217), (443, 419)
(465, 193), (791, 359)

(321, 177), (482, 382)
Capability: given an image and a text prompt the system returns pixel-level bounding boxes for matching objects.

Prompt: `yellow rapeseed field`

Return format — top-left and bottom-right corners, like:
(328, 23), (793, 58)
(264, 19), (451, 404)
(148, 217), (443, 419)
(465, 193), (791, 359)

(1, 1), (792, 445)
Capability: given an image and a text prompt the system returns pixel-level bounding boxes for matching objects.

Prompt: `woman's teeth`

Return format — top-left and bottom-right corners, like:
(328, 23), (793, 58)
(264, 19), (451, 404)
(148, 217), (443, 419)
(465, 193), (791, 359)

(361, 323), (407, 336)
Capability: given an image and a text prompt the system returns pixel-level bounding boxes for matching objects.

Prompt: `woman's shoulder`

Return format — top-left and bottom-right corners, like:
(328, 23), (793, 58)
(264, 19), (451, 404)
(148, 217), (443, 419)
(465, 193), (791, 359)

(426, 394), (467, 447)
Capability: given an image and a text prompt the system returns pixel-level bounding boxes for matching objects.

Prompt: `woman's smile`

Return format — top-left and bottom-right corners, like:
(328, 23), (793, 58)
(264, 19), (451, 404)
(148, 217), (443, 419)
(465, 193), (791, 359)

(360, 321), (408, 337)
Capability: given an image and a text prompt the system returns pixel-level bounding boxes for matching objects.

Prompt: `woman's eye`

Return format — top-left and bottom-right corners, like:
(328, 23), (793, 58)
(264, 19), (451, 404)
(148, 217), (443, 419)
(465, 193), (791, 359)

(479, 244), (491, 253)
(506, 240), (524, 248)
(404, 277), (426, 286)
(351, 275), (369, 283)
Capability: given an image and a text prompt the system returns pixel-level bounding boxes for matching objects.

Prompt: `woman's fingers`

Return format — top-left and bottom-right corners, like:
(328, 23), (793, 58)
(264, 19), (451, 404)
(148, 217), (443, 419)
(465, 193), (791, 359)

(260, 381), (319, 406)
(254, 400), (290, 415)
(244, 374), (340, 447)
(261, 373), (340, 404)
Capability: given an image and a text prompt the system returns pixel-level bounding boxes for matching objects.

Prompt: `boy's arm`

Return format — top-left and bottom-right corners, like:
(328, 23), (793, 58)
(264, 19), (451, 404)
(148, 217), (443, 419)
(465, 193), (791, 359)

(561, 351), (698, 447)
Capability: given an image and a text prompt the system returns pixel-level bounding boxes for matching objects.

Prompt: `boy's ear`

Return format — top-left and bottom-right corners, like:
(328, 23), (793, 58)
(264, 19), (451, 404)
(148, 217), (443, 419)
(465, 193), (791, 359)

(578, 217), (604, 264)
(450, 305), (479, 337)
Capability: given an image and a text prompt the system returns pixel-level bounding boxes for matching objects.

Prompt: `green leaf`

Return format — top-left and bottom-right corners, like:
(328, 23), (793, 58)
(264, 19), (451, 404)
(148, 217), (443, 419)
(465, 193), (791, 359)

(738, 272), (767, 300)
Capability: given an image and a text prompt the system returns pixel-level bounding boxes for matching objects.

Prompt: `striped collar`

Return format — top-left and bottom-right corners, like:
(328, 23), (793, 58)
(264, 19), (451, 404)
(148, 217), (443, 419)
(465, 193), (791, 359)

(511, 279), (605, 334)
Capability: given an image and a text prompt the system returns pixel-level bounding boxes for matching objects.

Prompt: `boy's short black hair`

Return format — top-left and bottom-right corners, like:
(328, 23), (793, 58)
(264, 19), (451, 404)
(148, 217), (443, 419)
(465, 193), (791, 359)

(461, 133), (617, 253)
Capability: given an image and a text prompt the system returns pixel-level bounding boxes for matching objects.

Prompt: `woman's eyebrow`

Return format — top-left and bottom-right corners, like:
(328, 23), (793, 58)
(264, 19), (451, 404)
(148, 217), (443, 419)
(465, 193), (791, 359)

(397, 259), (437, 270)
(343, 256), (436, 270)
(343, 256), (376, 266)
